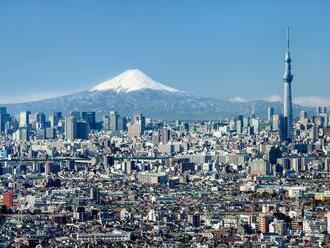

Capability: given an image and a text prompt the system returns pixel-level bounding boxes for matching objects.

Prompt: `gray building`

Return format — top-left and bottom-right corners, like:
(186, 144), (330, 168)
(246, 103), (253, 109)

(65, 116), (77, 141)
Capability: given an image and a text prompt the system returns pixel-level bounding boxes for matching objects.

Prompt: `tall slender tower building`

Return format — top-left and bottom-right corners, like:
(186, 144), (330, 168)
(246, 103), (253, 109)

(283, 27), (294, 140)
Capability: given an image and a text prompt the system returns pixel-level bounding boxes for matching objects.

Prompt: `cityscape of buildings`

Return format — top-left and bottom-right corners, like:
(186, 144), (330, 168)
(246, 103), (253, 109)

(0, 30), (329, 247)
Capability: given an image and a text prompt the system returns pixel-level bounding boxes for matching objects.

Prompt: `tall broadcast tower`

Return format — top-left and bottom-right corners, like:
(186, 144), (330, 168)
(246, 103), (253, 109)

(283, 27), (294, 141)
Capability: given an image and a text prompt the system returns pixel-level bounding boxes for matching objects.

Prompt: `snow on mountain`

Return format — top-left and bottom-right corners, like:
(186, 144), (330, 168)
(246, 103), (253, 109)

(90, 69), (182, 93)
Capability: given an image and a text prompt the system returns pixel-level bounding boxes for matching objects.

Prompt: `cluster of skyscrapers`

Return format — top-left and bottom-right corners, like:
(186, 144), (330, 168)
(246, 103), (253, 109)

(0, 107), (149, 142)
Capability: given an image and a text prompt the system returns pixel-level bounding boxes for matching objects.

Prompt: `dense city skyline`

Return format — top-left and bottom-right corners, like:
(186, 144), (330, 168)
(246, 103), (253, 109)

(0, 1), (330, 106)
(1, 1), (330, 247)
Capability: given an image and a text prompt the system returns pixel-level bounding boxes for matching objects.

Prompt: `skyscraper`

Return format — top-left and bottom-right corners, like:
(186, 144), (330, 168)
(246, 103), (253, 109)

(65, 116), (77, 141)
(128, 113), (146, 138)
(267, 107), (274, 122)
(35, 112), (46, 128)
(134, 112), (145, 133)
(283, 27), (294, 141)
(118, 115), (127, 131)
(109, 111), (119, 131)
(0, 107), (8, 133)
(76, 120), (89, 139)
(82, 112), (96, 130)
(19, 111), (30, 128)
(49, 112), (62, 127)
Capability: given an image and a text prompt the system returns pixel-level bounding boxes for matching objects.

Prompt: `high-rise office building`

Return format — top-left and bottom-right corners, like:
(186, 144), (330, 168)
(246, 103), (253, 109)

(283, 28), (294, 141)
(19, 111), (30, 128)
(243, 117), (250, 129)
(35, 112), (46, 128)
(109, 111), (119, 131)
(272, 114), (285, 141)
(118, 116), (127, 131)
(65, 116), (77, 141)
(82, 112), (96, 130)
(102, 115), (110, 130)
(0, 107), (8, 132)
(251, 118), (260, 134)
(236, 120), (243, 134)
(49, 112), (62, 127)
(127, 113), (146, 138)
(36, 112), (46, 123)
(77, 120), (89, 139)
(134, 112), (145, 133)
(316, 106), (328, 127)
(236, 115), (244, 134)
(268, 107), (274, 122)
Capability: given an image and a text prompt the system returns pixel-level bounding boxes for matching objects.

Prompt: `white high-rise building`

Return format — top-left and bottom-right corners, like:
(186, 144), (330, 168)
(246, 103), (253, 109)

(19, 111), (30, 128)
(267, 107), (274, 122)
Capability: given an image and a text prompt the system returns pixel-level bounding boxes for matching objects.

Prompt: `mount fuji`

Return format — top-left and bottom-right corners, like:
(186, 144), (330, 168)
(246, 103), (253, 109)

(90, 69), (182, 93)
(2, 69), (311, 119)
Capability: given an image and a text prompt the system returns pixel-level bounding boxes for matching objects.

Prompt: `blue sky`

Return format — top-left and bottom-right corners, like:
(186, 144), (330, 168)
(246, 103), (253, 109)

(0, 0), (329, 105)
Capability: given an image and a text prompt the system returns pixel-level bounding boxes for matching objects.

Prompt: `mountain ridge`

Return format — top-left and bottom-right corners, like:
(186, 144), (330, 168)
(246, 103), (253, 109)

(1, 69), (314, 119)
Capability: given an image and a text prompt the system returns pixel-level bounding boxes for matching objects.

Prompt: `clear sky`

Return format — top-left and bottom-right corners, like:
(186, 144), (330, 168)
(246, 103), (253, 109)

(0, 0), (329, 105)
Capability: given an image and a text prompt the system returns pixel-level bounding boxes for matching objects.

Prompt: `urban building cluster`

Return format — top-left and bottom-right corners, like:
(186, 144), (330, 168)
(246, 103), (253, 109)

(0, 29), (329, 247)
(0, 104), (329, 247)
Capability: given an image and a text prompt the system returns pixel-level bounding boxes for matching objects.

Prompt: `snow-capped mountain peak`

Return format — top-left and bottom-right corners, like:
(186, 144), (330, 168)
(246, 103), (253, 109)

(90, 69), (181, 93)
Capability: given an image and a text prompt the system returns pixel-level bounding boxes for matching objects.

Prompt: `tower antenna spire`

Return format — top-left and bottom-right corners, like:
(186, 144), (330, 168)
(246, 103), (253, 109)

(287, 27), (290, 51)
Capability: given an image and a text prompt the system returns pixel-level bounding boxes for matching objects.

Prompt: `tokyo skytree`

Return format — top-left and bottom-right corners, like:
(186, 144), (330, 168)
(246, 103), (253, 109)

(283, 27), (294, 141)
